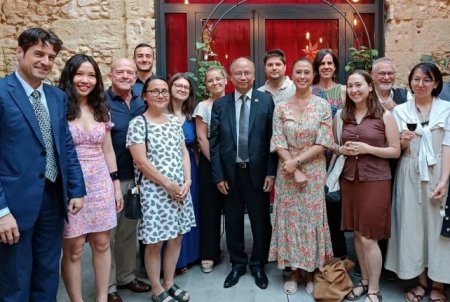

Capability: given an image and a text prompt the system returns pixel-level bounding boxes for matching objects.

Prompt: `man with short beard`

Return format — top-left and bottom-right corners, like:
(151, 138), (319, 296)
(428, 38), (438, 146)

(132, 43), (155, 96)
(371, 57), (410, 111)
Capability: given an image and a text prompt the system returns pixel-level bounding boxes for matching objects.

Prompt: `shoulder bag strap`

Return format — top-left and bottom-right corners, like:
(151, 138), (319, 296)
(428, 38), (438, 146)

(136, 114), (149, 186)
(335, 109), (344, 144)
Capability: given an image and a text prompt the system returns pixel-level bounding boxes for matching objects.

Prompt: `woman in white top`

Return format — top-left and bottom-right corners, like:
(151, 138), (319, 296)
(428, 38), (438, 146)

(192, 65), (227, 273)
(385, 62), (450, 302)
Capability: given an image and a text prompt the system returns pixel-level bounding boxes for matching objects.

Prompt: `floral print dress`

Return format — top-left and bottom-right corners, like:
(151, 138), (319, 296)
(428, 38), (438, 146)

(64, 121), (117, 238)
(268, 95), (334, 271)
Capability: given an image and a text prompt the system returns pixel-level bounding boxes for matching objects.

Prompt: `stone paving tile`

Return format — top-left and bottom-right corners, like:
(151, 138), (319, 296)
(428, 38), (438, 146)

(57, 216), (450, 302)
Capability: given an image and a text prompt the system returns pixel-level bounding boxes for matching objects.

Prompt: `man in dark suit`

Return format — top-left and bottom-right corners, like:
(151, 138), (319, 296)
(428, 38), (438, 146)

(0, 28), (86, 301)
(210, 57), (277, 289)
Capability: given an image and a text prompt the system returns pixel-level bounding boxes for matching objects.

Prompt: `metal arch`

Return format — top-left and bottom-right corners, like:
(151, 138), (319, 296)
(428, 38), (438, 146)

(201, 0), (372, 50)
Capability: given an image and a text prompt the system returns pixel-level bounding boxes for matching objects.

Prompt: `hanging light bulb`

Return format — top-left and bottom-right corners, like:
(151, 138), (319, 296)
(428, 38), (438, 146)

(319, 37), (323, 43)
(305, 32), (310, 40)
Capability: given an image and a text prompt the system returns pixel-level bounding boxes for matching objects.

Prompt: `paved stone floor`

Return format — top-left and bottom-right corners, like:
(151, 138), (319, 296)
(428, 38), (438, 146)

(57, 216), (449, 301)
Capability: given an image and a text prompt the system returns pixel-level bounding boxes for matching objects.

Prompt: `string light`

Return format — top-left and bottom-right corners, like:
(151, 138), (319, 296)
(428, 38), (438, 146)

(305, 32), (310, 40)
(184, 0), (189, 4)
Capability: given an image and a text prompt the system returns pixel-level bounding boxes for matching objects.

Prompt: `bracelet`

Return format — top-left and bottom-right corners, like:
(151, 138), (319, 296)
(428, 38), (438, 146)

(110, 171), (119, 180)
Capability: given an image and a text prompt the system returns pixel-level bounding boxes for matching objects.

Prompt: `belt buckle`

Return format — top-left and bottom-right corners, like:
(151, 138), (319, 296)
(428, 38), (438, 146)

(238, 162), (248, 169)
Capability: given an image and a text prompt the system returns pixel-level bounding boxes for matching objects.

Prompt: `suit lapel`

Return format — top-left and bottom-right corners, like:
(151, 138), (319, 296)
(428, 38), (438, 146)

(227, 93), (237, 144)
(248, 91), (260, 133)
(7, 75), (45, 147)
(44, 85), (61, 157)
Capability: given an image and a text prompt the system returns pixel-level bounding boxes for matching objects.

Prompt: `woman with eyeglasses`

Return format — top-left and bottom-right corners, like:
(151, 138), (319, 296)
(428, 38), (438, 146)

(127, 77), (195, 302)
(192, 65), (228, 273)
(385, 62), (450, 302)
(167, 73), (200, 274)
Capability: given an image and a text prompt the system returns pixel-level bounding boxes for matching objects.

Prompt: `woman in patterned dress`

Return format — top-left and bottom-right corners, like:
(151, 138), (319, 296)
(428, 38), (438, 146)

(59, 54), (123, 302)
(192, 66), (227, 273)
(338, 70), (400, 302)
(167, 73), (199, 274)
(127, 77), (195, 302)
(269, 58), (334, 295)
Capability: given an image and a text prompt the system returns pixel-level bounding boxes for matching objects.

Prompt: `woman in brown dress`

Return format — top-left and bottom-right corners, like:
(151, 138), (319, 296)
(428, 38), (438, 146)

(335, 70), (400, 302)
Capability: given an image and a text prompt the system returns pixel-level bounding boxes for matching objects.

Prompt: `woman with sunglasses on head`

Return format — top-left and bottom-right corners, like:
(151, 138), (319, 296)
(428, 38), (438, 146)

(167, 73), (200, 274)
(59, 54), (123, 302)
(127, 77), (195, 302)
(385, 62), (450, 302)
(192, 66), (228, 273)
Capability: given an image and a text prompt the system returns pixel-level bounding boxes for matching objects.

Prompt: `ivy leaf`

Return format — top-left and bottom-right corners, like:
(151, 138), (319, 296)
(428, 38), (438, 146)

(196, 41), (205, 49)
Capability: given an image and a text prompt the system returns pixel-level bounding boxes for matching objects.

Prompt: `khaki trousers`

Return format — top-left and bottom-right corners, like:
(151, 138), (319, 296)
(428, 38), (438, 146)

(108, 179), (138, 292)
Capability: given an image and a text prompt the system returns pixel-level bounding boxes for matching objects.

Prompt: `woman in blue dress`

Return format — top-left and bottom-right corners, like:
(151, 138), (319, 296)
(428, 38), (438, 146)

(167, 73), (200, 273)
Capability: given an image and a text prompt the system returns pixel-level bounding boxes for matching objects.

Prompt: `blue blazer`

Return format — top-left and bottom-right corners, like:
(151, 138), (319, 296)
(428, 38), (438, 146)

(209, 89), (277, 189)
(0, 73), (86, 230)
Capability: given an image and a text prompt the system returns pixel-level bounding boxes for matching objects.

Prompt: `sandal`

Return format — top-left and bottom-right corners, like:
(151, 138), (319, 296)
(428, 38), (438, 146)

(152, 291), (176, 302)
(167, 284), (190, 302)
(283, 281), (298, 295)
(429, 286), (446, 302)
(405, 283), (429, 302)
(305, 281), (314, 296)
(346, 280), (369, 301)
(201, 260), (213, 273)
(366, 292), (382, 302)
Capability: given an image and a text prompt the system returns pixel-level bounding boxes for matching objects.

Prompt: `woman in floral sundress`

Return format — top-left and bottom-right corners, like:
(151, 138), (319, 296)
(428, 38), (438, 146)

(59, 54), (123, 302)
(269, 58), (333, 296)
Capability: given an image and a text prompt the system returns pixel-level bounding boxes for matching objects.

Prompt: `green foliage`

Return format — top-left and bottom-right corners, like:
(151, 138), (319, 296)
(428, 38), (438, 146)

(420, 54), (435, 63)
(345, 46), (378, 72)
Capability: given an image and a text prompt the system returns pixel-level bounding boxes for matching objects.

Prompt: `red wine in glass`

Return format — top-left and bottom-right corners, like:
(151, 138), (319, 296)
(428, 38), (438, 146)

(406, 123), (417, 131)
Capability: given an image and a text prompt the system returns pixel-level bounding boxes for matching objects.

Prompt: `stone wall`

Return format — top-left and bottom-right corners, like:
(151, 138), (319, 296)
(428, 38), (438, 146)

(0, 0), (155, 86)
(0, 0), (449, 85)
(385, 0), (450, 83)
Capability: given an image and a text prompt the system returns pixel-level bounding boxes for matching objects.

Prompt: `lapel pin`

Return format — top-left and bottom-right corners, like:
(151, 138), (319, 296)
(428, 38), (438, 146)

(255, 98), (259, 103)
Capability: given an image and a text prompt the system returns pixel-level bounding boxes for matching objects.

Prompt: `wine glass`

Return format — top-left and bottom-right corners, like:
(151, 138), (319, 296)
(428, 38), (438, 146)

(406, 123), (417, 131)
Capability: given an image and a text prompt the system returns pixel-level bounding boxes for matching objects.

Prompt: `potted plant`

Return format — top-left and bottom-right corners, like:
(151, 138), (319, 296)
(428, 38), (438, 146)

(345, 46), (378, 72)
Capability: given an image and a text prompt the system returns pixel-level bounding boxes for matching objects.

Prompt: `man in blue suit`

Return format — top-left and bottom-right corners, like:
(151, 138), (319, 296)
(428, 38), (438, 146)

(0, 28), (86, 301)
(210, 57), (277, 289)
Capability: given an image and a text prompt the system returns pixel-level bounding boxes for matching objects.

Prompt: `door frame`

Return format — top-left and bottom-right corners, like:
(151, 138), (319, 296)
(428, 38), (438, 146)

(156, 1), (384, 84)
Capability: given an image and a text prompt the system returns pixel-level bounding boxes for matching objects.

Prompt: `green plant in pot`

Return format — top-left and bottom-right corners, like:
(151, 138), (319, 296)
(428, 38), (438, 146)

(345, 46), (378, 72)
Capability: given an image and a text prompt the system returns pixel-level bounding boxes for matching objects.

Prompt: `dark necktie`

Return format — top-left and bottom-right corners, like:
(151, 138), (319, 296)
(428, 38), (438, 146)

(30, 90), (58, 182)
(238, 95), (249, 161)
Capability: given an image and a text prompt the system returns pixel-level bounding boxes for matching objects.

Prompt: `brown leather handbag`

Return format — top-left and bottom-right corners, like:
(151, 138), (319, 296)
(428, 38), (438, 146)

(313, 258), (354, 302)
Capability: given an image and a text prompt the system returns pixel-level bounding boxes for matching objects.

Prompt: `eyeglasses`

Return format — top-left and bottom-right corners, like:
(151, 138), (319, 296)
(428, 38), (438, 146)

(377, 72), (395, 77)
(232, 71), (253, 78)
(206, 77), (225, 84)
(146, 89), (170, 97)
(173, 83), (191, 91)
(411, 77), (435, 86)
